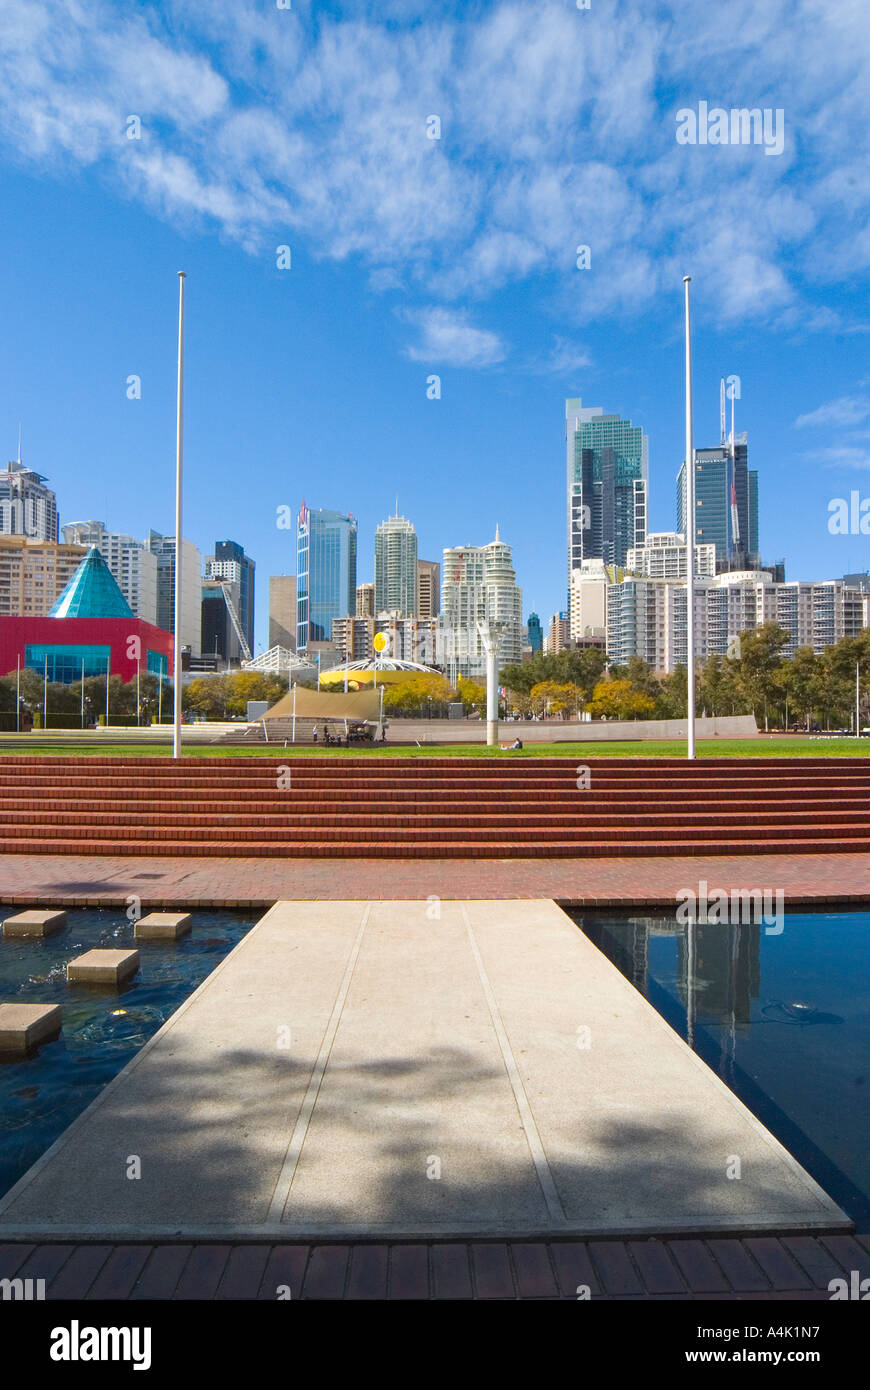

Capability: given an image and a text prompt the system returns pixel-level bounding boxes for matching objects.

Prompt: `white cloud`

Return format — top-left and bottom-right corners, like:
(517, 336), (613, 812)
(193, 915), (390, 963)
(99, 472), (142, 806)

(403, 307), (505, 367)
(0, 0), (869, 338)
(796, 397), (870, 429)
(525, 337), (593, 376)
(805, 445), (870, 470)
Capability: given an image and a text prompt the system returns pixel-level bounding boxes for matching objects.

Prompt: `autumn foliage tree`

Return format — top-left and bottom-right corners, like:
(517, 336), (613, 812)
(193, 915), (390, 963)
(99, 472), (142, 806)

(587, 679), (656, 720)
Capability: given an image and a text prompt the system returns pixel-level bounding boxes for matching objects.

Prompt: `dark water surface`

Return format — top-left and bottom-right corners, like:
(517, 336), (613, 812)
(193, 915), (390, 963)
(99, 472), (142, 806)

(571, 907), (870, 1228)
(0, 905), (257, 1200)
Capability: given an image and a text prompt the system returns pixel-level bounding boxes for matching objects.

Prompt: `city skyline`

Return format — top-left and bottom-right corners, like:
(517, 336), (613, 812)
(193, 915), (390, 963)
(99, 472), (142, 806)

(2, 3), (869, 657)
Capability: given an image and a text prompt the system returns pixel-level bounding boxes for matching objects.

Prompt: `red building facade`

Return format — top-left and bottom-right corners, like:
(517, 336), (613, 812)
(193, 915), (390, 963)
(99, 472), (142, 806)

(0, 616), (174, 683)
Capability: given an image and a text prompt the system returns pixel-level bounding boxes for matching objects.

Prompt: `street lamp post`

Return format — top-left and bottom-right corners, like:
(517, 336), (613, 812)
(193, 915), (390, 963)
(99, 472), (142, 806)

(476, 619), (508, 748)
(683, 275), (696, 760)
(173, 271), (186, 760)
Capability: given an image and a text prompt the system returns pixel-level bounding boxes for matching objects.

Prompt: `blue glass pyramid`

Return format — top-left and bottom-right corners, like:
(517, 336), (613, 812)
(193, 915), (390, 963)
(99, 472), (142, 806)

(50, 546), (133, 619)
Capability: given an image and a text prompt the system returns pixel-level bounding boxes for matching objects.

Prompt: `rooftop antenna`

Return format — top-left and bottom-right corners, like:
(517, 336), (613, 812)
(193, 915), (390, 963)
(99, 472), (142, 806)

(17, 423), (22, 466)
(719, 379), (726, 446)
(729, 384), (740, 548)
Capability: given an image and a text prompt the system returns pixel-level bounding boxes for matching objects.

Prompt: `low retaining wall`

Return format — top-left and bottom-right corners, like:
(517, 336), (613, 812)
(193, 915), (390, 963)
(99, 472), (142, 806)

(389, 714), (759, 743)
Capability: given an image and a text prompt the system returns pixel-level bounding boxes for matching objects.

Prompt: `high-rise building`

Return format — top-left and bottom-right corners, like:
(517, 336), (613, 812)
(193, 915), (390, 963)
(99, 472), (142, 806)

(296, 503), (357, 652)
(677, 437), (759, 568)
(545, 612), (571, 655)
(0, 537), (87, 616)
(440, 529), (522, 682)
(0, 459), (59, 542)
(144, 531), (203, 656)
(527, 612), (543, 654)
(0, 546), (173, 684)
(356, 582), (375, 618)
(205, 541), (255, 655)
(626, 531), (717, 580)
(62, 521), (158, 624)
(605, 572), (865, 672)
(269, 576), (297, 651)
(566, 398), (648, 581)
(332, 616), (374, 662)
(569, 561), (608, 645)
(201, 577), (243, 665)
(416, 560), (441, 620)
(375, 513), (418, 617)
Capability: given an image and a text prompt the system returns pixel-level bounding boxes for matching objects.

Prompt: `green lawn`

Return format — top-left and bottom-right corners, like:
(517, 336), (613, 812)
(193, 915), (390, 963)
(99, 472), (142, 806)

(0, 737), (868, 758)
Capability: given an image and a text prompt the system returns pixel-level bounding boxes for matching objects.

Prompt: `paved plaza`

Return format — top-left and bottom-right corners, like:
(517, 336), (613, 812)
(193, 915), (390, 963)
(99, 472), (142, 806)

(1, 849), (868, 908)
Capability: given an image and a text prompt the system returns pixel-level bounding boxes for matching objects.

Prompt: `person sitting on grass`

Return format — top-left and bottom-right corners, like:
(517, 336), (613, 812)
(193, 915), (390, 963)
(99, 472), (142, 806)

(500, 736), (523, 750)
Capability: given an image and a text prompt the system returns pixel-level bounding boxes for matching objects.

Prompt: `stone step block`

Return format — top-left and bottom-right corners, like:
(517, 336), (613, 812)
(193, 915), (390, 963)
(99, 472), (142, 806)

(2, 909), (67, 938)
(134, 912), (192, 940)
(0, 1002), (62, 1053)
(67, 949), (140, 986)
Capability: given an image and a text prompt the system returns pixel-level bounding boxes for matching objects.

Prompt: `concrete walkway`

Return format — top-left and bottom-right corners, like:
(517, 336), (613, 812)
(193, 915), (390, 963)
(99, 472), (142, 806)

(0, 900), (849, 1241)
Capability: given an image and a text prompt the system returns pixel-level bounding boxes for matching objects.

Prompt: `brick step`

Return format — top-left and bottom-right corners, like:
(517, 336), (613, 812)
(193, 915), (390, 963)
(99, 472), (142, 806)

(1, 789), (867, 811)
(8, 819), (857, 844)
(4, 773), (870, 795)
(5, 834), (870, 860)
(4, 757), (868, 773)
(5, 807), (866, 830)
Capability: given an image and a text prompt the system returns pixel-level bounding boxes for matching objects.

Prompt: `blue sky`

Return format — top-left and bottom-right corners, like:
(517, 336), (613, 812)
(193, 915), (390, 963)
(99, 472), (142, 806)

(1, 0), (869, 654)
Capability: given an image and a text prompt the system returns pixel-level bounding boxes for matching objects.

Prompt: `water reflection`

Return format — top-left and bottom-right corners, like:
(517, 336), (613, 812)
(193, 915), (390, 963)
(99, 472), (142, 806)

(575, 908), (869, 1225)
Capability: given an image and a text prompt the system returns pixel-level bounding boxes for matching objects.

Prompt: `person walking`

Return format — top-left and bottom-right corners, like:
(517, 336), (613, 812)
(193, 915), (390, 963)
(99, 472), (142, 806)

(312, 725), (318, 744)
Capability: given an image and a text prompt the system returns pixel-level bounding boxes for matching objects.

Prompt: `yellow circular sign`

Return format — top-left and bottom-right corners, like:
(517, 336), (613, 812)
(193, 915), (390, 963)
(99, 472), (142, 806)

(373, 631), (389, 653)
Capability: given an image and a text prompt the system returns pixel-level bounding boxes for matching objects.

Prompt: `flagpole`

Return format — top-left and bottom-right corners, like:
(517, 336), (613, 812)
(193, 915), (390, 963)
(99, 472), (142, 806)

(684, 275), (696, 760)
(173, 271), (186, 760)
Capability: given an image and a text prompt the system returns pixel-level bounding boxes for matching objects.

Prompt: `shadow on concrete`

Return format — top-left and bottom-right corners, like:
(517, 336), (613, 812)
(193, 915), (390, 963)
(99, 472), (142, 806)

(0, 1031), (846, 1240)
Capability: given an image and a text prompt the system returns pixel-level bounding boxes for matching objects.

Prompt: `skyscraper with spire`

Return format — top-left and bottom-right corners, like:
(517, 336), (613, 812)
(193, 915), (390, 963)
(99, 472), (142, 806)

(676, 383), (759, 568)
(440, 526), (523, 682)
(0, 446), (59, 542)
(374, 509), (418, 616)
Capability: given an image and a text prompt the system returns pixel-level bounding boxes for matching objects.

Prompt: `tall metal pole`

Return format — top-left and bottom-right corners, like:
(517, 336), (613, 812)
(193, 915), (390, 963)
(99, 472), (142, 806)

(43, 654), (48, 730)
(136, 658), (141, 727)
(81, 658), (85, 729)
(683, 276), (696, 760)
(857, 661), (861, 739)
(15, 655), (20, 733)
(173, 272), (186, 760)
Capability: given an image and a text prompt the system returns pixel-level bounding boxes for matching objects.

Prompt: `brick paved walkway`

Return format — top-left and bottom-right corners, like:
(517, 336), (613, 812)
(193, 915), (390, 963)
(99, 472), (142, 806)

(1, 850), (869, 908)
(2, 1233), (868, 1299)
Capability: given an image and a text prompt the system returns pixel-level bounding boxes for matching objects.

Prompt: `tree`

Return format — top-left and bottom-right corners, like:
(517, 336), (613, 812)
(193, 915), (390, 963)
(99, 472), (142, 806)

(781, 647), (824, 730)
(529, 680), (577, 717)
(735, 623), (790, 729)
(587, 679), (656, 720)
(381, 673), (455, 715)
(655, 666), (689, 719)
(500, 646), (606, 705)
(457, 677), (486, 714)
(698, 654), (744, 717)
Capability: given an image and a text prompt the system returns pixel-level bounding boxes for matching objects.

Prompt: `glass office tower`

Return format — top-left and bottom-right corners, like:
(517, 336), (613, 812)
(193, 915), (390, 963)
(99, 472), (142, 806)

(677, 437), (759, 567)
(565, 399), (649, 581)
(296, 503), (358, 651)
